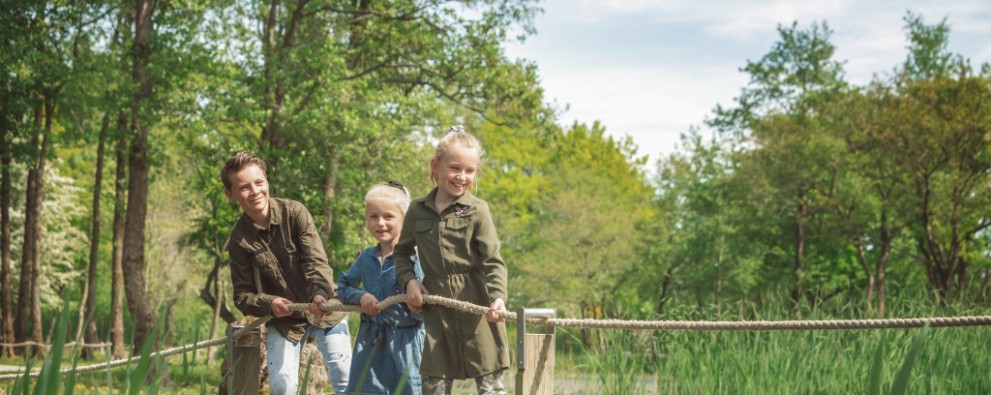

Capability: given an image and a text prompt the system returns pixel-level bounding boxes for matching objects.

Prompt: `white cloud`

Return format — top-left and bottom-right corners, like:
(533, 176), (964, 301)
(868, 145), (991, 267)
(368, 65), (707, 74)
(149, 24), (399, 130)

(541, 65), (747, 161)
(508, 0), (991, 162)
(563, 0), (854, 41)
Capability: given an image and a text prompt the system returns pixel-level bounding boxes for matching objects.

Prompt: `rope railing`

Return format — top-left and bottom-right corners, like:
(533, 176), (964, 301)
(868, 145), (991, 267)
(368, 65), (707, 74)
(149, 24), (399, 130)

(405, 295), (991, 331)
(0, 341), (113, 350)
(2, 294), (991, 381)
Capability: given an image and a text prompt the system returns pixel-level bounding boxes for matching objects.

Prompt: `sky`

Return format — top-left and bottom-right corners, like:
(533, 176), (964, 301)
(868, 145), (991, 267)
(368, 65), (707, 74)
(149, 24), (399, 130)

(503, 0), (991, 165)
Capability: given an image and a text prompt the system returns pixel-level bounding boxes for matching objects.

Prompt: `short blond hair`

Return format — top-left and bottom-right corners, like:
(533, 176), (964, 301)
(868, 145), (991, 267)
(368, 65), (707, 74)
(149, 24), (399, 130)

(364, 181), (411, 213)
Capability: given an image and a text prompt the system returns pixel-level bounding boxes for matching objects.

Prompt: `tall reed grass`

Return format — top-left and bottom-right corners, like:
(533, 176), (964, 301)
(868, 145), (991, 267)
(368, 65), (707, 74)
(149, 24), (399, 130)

(7, 299), (989, 394)
(560, 301), (991, 394)
(3, 303), (215, 395)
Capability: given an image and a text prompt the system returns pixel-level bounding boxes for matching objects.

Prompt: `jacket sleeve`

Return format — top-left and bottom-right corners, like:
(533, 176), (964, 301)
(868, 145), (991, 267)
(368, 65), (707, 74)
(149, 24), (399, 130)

(337, 252), (366, 305)
(474, 202), (508, 303)
(395, 205), (419, 289)
(292, 202), (334, 301)
(229, 236), (276, 317)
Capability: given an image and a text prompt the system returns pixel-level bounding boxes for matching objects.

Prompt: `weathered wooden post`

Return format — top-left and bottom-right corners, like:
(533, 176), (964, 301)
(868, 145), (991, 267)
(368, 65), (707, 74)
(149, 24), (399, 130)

(515, 308), (556, 395)
(227, 324), (261, 395)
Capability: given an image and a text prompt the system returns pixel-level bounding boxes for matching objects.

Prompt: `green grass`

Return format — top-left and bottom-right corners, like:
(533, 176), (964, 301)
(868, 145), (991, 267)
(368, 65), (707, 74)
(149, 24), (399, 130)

(5, 302), (990, 394)
(553, 302), (991, 395)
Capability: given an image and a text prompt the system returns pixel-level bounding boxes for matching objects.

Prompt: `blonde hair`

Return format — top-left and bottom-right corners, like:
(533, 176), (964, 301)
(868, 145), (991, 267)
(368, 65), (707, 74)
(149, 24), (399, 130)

(431, 125), (483, 185)
(364, 181), (411, 214)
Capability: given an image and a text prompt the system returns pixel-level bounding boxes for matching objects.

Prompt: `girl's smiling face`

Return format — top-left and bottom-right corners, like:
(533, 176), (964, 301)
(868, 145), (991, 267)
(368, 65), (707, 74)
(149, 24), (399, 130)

(431, 144), (480, 201)
(365, 198), (404, 247)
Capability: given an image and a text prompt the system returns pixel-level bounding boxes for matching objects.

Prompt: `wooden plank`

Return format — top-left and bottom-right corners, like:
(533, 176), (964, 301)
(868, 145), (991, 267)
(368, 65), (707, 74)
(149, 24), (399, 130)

(227, 325), (261, 395)
(515, 333), (555, 395)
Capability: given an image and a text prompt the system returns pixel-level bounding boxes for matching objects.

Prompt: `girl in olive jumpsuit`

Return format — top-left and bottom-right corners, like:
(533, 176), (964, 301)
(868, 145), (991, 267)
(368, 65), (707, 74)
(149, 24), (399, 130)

(395, 126), (510, 395)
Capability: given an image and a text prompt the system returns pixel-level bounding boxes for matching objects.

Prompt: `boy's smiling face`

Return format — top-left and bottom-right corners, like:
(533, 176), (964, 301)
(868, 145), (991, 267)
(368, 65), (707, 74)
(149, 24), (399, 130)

(224, 164), (270, 218)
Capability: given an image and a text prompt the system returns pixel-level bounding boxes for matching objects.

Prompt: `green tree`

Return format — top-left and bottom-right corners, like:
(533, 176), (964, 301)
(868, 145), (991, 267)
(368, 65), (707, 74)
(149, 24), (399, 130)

(0, 0), (37, 356)
(650, 130), (764, 314)
(120, 0), (217, 360)
(2, 0), (94, 356)
(512, 123), (654, 335)
(215, 0), (539, 267)
(890, 13), (991, 302)
(892, 76), (991, 301)
(902, 12), (957, 80)
(708, 21), (849, 310)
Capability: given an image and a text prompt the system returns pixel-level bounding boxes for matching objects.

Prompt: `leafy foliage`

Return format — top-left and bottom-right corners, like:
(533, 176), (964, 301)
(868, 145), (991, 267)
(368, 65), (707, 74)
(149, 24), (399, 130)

(2, 5), (991, 391)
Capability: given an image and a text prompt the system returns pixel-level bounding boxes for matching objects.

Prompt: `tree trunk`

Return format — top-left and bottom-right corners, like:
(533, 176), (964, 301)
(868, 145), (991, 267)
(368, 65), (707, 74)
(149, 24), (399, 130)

(875, 208), (892, 317)
(1, 120), (13, 358)
(15, 102), (50, 357)
(318, 0), (369, 248)
(259, 0), (313, 175)
(790, 187), (807, 311)
(656, 264), (675, 315)
(122, 0), (158, 356)
(855, 242), (875, 313)
(110, 116), (127, 359)
(320, 0), (371, 251)
(579, 302), (590, 349)
(32, 96), (56, 357)
(876, 259), (887, 317)
(715, 234), (724, 314)
(14, 106), (39, 353)
(978, 268), (991, 303)
(199, 263), (236, 324)
(916, 174), (953, 303)
(80, 112), (109, 359)
(319, 151), (339, 240)
(199, 202), (236, 325)
(79, 7), (129, 360)
(260, 0), (285, 167)
(206, 269), (222, 366)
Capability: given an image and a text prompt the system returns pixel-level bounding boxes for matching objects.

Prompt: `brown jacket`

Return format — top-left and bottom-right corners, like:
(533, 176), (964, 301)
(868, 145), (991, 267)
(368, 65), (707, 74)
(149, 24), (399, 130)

(228, 198), (346, 343)
(396, 189), (509, 379)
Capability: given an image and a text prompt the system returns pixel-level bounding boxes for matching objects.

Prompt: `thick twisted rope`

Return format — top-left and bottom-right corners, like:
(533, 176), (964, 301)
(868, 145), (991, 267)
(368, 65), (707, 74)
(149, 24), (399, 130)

(308, 295), (991, 331)
(3, 294), (991, 381)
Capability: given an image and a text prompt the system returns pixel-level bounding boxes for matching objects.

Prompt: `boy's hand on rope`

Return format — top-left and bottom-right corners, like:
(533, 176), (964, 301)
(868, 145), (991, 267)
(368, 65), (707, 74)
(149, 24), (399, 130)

(405, 280), (429, 313)
(486, 298), (506, 323)
(308, 295), (328, 317)
(360, 293), (380, 316)
(271, 297), (293, 318)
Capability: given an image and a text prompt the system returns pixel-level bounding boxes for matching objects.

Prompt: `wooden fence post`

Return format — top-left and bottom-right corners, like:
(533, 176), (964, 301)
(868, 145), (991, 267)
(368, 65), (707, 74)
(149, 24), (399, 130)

(515, 308), (556, 395)
(227, 324), (261, 395)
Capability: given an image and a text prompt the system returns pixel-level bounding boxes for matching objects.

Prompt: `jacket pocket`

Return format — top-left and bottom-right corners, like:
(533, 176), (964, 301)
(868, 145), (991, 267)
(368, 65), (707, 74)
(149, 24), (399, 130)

(416, 220), (435, 233)
(446, 218), (469, 230)
(251, 250), (284, 287)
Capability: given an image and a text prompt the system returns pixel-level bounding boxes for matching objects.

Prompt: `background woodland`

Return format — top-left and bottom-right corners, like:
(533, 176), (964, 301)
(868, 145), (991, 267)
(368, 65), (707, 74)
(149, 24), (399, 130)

(1, 0), (989, 365)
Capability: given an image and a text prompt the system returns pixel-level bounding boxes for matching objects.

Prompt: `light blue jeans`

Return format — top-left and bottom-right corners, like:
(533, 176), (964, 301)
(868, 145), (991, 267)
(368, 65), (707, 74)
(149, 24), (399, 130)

(267, 317), (352, 395)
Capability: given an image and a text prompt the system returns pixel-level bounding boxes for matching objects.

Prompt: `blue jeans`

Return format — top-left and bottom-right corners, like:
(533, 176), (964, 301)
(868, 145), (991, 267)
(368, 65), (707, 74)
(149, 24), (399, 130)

(267, 317), (352, 395)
